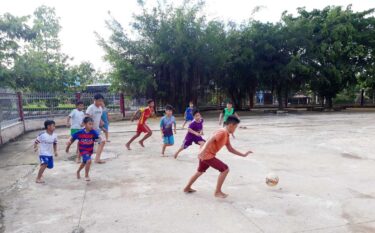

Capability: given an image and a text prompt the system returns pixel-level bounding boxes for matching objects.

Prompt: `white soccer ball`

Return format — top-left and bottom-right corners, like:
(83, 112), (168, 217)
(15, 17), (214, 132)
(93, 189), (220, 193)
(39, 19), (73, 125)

(266, 173), (279, 187)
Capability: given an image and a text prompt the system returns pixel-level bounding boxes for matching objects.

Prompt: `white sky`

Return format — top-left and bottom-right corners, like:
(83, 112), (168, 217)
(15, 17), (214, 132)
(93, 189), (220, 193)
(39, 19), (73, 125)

(1, 0), (374, 71)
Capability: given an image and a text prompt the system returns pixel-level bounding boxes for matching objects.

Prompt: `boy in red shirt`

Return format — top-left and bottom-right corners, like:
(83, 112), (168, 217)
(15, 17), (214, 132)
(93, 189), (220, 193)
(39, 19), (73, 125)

(183, 115), (252, 198)
(126, 99), (155, 150)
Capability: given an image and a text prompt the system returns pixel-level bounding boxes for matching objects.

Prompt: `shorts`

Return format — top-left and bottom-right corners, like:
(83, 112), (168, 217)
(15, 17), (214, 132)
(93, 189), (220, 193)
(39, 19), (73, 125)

(163, 135), (174, 145)
(71, 128), (80, 136)
(185, 116), (193, 121)
(137, 124), (150, 134)
(197, 157), (228, 173)
(183, 136), (205, 149)
(102, 123), (109, 131)
(39, 155), (54, 169)
(82, 154), (92, 164)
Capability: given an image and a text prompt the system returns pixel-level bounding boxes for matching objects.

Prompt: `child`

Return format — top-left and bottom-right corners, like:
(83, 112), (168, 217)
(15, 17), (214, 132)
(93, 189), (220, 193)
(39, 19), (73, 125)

(182, 101), (194, 128)
(101, 102), (110, 142)
(183, 116), (252, 198)
(219, 101), (240, 126)
(66, 117), (101, 182)
(86, 94), (106, 164)
(34, 120), (58, 184)
(174, 109), (205, 159)
(126, 99), (155, 150)
(160, 105), (177, 156)
(67, 101), (85, 163)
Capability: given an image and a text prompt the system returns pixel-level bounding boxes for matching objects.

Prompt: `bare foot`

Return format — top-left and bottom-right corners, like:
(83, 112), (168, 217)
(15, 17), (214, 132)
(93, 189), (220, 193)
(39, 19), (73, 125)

(85, 176), (91, 182)
(35, 179), (45, 184)
(214, 192), (229, 198)
(77, 171), (81, 179)
(95, 160), (106, 164)
(125, 143), (131, 150)
(174, 153), (178, 159)
(76, 158), (81, 164)
(184, 187), (197, 193)
(138, 141), (145, 148)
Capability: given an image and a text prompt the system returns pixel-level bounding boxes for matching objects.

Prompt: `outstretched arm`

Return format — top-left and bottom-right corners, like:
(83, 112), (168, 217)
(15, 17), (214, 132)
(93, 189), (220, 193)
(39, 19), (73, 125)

(131, 110), (140, 122)
(188, 128), (201, 136)
(226, 142), (252, 157)
(219, 113), (223, 125)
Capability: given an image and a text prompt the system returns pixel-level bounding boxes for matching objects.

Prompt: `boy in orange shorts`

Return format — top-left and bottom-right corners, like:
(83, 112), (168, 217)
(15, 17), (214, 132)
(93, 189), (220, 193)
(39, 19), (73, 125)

(126, 99), (155, 150)
(183, 115), (252, 198)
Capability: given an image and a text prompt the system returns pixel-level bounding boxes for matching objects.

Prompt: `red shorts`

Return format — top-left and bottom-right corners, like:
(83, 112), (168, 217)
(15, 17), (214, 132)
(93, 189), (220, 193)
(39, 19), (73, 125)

(198, 157), (228, 173)
(137, 124), (150, 134)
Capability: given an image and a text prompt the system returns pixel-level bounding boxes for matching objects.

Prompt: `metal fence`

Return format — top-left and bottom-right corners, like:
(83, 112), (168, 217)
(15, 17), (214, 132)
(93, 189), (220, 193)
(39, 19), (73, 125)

(0, 92), (21, 128)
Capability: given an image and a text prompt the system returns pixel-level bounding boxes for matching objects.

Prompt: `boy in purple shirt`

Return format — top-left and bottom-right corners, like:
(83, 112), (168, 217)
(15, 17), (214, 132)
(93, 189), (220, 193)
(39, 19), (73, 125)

(66, 117), (101, 181)
(174, 109), (205, 159)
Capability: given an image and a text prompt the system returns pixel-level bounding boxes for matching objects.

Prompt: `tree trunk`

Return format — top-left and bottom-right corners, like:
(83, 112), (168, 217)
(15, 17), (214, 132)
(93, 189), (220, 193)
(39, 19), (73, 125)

(277, 87), (283, 110)
(249, 89), (254, 110)
(325, 96), (333, 109)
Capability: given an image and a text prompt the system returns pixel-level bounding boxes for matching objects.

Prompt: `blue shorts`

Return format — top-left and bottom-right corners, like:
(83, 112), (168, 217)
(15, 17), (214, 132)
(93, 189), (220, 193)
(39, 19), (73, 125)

(82, 154), (92, 164)
(185, 116), (193, 121)
(163, 135), (174, 145)
(103, 123), (109, 131)
(39, 155), (54, 169)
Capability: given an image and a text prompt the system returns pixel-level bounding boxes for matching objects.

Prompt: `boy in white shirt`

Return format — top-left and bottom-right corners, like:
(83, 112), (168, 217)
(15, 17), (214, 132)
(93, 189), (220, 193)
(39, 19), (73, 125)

(67, 101), (85, 163)
(34, 120), (58, 184)
(86, 94), (106, 164)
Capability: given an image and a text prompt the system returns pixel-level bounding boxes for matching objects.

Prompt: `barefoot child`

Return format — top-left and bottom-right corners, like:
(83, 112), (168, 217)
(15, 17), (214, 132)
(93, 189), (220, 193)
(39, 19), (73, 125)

(183, 116), (252, 198)
(66, 117), (102, 181)
(67, 101), (85, 163)
(126, 99), (155, 150)
(160, 105), (176, 156)
(101, 102), (110, 142)
(34, 120), (58, 183)
(86, 94), (106, 164)
(174, 109), (205, 159)
(182, 101), (194, 128)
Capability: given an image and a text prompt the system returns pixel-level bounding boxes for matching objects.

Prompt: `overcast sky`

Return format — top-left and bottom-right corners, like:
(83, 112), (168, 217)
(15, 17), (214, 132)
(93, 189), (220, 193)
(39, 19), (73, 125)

(1, 0), (374, 71)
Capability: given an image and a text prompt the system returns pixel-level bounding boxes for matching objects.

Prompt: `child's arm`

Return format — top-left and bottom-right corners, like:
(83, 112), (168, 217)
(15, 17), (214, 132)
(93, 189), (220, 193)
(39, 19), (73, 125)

(67, 116), (71, 127)
(234, 112), (240, 119)
(174, 119), (177, 134)
(66, 137), (73, 153)
(34, 141), (38, 152)
(131, 110), (140, 122)
(160, 119), (164, 138)
(53, 143), (58, 157)
(219, 112), (223, 125)
(198, 136), (215, 159)
(226, 142), (252, 157)
(188, 128), (200, 136)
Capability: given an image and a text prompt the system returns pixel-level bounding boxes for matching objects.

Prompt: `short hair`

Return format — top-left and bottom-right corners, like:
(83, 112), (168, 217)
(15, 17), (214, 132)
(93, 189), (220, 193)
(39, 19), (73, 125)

(94, 93), (104, 100)
(44, 120), (55, 129)
(147, 99), (154, 104)
(189, 101), (194, 104)
(83, 116), (94, 124)
(225, 115), (240, 125)
(226, 100), (233, 104)
(165, 104), (173, 111)
(76, 100), (84, 106)
(193, 109), (200, 116)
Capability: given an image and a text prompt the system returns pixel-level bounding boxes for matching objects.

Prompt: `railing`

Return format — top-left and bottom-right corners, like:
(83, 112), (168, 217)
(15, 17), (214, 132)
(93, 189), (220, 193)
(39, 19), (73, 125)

(0, 92), (21, 128)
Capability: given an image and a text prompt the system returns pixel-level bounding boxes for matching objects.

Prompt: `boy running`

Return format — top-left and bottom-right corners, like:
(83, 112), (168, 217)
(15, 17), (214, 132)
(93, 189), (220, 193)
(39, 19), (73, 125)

(174, 109), (205, 159)
(184, 116), (252, 198)
(160, 105), (177, 156)
(182, 101), (195, 128)
(34, 120), (58, 184)
(126, 99), (155, 150)
(86, 94), (106, 164)
(219, 101), (240, 126)
(67, 101), (85, 163)
(66, 117), (101, 181)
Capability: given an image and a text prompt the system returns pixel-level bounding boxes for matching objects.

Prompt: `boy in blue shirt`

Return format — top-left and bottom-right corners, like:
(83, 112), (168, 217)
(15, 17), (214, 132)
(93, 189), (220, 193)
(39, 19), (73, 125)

(66, 117), (101, 181)
(160, 105), (177, 156)
(182, 101), (194, 129)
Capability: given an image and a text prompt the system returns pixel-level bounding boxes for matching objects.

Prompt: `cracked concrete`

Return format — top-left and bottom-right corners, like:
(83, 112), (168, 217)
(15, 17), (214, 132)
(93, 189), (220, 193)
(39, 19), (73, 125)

(1, 111), (375, 233)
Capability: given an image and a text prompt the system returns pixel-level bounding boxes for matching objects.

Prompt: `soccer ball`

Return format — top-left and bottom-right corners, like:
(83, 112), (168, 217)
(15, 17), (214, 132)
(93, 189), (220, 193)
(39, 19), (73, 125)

(266, 173), (279, 187)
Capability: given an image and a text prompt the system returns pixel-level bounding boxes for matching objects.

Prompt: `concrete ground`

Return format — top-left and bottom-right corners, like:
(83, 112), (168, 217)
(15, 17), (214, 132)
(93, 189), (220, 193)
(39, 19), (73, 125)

(1, 111), (375, 233)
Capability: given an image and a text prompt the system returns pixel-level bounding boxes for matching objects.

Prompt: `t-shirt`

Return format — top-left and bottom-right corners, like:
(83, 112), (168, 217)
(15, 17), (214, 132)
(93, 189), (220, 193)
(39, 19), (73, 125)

(86, 104), (103, 130)
(160, 115), (176, 136)
(71, 129), (99, 156)
(35, 131), (58, 156)
(186, 119), (204, 138)
(199, 128), (229, 160)
(222, 108), (236, 122)
(138, 107), (153, 125)
(185, 107), (194, 121)
(69, 109), (85, 129)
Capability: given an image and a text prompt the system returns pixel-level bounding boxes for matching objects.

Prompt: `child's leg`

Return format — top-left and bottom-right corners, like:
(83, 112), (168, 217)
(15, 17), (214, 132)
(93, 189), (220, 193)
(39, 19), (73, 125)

(139, 126), (152, 147)
(95, 140), (106, 164)
(105, 131), (109, 141)
(36, 164), (48, 183)
(182, 121), (187, 128)
(76, 144), (80, 163)
(84, 160), (92, 181)
(215, 169), (229, 198)
(198, 141), (205, 147)
(162, 144), (173, 156)
(184, 172), (203, 193)
(126, 132), (141, 149)
(77, 163), (85, 179)
(174, 147), (184, 159)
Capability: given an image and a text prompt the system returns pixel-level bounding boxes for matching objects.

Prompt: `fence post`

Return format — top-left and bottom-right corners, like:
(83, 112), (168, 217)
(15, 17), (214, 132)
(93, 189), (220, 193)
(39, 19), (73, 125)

(360, 89), (364, 107)
(75, 92), (81, 102)
(120, 93), (125, 118)
(17, 92), (26, 132)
